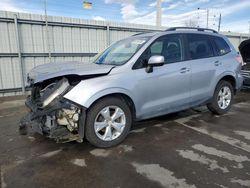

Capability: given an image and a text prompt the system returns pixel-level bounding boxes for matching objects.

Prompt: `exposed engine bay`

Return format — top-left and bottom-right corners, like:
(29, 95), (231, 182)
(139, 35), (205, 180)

(20, 77), (85, 143)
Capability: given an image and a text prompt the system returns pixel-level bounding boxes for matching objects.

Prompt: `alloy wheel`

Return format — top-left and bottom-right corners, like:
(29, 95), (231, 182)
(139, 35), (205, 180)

(94, 106), (126, 141)
(217, 86), (232, 109)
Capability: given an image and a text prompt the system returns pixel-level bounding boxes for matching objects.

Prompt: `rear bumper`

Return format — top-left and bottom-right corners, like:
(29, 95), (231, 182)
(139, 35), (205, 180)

(235, 72), (244, 90)
(241, 70), (250, 87)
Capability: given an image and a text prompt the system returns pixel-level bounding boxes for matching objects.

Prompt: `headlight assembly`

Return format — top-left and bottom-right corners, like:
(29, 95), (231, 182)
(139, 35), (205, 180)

(41, 78), (70, 108)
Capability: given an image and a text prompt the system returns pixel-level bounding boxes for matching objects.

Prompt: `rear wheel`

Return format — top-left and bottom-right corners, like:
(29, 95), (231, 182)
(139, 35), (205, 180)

(85, 97), (132, 148)
(207, 80), (234, 115)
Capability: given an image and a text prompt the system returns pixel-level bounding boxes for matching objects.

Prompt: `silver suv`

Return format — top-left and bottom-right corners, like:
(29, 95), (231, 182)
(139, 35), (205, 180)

(21, 27), (243, 147)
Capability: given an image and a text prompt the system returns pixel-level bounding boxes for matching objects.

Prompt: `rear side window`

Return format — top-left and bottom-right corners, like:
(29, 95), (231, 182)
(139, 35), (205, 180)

(213, 36), (231, 56)
(187, 34), (214, 60)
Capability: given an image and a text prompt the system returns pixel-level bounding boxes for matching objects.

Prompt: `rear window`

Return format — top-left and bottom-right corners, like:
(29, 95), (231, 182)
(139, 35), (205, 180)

(187, 34), (214, 60)
(213, 36), (231, 56)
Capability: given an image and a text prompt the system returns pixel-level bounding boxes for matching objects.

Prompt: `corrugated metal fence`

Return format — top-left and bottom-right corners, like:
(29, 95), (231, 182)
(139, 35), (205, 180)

(0, 10), (249, 96)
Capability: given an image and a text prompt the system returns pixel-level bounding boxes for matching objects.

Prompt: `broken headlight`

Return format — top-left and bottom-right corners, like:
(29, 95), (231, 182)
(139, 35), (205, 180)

(40, 78), (70, 108)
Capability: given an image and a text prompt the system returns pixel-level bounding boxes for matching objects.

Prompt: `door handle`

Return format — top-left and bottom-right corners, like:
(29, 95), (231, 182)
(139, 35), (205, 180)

(214, 61), (221, 66)
(180, 67), (190, 73)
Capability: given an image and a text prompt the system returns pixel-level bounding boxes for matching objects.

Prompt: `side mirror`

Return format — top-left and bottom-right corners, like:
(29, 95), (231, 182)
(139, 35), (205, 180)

(146, 55), (164, 73)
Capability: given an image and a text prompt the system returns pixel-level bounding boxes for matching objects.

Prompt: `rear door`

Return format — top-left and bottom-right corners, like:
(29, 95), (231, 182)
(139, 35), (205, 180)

(185, 33), (220, 106)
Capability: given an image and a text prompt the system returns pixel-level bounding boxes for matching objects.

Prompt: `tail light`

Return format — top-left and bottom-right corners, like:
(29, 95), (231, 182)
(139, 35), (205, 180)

(235, 54), (244, 66)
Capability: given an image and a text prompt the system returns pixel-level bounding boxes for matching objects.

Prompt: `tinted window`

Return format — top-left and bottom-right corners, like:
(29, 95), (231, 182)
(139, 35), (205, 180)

(150, 41), (163, 55)
(162, 36), (183, 64)
(187, 34), (214, 59)
(213, 36), (231, 55)
(133, 34), (184, 69)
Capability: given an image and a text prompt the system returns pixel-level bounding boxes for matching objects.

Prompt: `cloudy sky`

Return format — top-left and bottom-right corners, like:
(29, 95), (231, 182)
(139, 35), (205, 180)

(0, 0), (250, 33)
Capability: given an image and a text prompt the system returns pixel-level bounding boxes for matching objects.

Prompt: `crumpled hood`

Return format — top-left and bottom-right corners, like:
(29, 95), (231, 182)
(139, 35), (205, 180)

(28, 61), (115, 83)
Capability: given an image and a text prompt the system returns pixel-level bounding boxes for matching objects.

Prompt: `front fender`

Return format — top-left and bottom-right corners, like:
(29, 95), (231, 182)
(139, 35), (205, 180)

(64, 81), (134, 109)
(84, 87), (134, 108)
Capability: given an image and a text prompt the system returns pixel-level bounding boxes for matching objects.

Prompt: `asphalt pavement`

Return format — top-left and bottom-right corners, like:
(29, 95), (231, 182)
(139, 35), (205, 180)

(0, 91), (250, 188)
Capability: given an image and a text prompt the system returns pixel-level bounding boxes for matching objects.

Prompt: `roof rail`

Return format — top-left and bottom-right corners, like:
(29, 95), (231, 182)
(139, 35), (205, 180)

(166, 27), (218, 33)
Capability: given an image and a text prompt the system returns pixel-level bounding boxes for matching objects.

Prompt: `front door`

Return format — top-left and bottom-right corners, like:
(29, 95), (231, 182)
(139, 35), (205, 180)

(133, 34), (191, 119)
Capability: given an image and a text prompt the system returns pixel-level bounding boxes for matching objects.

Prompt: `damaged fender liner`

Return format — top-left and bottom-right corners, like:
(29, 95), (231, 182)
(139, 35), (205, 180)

(20, 96), (87, 143)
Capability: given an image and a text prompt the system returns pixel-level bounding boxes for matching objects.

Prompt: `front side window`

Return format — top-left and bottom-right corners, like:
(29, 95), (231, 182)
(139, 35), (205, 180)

(213, 36), (231, 56)
(187, 34), (214, 59)
(94, 36), (150, 66)
(150, 41), (163, 55)
(133, 34), (184, 69)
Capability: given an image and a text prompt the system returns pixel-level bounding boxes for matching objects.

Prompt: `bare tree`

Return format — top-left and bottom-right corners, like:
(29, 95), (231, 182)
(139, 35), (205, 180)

(184, 19), (199, 27)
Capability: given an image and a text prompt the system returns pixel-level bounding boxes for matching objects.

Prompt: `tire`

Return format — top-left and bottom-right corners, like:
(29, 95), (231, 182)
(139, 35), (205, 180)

(207, 80), (234, 115)
(85, 97), (132, 148)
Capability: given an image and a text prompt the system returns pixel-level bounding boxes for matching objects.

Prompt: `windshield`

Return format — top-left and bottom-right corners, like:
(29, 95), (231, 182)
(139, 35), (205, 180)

(94, 36), (150, 65)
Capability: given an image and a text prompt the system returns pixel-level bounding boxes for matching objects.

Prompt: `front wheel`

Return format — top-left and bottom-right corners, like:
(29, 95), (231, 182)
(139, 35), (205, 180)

(85, 97), (132, 148)
(207, 80), (234, 115)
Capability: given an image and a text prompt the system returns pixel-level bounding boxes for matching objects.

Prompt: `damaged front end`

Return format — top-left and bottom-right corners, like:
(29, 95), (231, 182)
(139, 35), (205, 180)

(20, 78), (86, 143)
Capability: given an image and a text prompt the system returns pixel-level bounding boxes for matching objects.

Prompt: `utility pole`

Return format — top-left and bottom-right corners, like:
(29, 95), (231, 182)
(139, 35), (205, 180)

(218, 13), (221, 32)
(248, 21), (250, 39)
(156, 0), (162, 28)
(198, 7), (209, 28)
(206, 9), (209, 28)
(44, 0), (51, 62)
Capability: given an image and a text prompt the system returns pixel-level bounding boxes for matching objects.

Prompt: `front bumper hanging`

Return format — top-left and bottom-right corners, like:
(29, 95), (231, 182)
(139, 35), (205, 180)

(20, 96), (86, 143)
